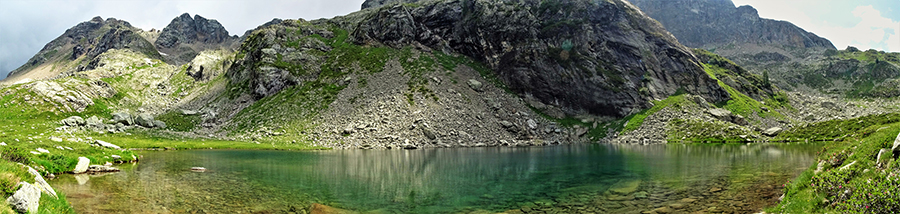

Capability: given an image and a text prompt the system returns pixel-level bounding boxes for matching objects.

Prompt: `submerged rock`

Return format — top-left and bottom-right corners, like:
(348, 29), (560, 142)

(608, 179), (642, 195)
(88, 165), (120, 173)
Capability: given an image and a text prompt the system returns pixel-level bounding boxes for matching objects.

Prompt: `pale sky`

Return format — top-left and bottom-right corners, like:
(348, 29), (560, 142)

(1, 0), (899, 79)
(732, 0), (900, 52)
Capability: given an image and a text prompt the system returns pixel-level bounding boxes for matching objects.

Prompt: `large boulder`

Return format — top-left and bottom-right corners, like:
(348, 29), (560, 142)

(706, 108), (748, 126)
(73, 157), (90, 174)
(61, 116), (85, 126)
(135, 113), (156, 128)
(5, 182), (40, 213)
(112, 112), (133, 125)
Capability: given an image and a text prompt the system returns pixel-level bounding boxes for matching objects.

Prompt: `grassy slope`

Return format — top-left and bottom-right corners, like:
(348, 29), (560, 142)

(769, 113), (900, 213)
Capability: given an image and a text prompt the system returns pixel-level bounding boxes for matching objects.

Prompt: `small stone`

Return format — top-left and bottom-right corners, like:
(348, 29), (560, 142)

(30, 151), (40, 155)
(467, 79), (483, 92)
(500, 120), (514, 128)
(191, 167), (207, 172)
(93, 140), (122, 149)
(36, 148), (50, 153)
(527, 119), (537, 129)
(50, 137), (62, 142)
(110, 155), (122, 160)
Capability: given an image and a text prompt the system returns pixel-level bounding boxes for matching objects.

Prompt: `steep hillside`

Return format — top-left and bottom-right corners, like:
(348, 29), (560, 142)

(2, 17), (161, 85)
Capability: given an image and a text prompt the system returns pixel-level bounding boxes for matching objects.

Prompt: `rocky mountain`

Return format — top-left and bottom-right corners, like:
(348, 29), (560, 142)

(1, 0), (830, 150)
(3, 16), (160, 84)
(155, 13), (238, 64)
(627, 0), (834, 51)
(350, 0), (729, 117)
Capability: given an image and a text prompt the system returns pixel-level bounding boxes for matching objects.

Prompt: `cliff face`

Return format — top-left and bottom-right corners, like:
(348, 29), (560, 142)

(627, 0), (835, 50)
(5, 17), (159, 81)
(155, 13), (237, 64)
(236, 0), (728, 117)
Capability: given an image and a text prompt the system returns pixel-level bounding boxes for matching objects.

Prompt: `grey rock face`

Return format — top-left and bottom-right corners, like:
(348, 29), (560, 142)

(349, 0), (728, 117)
(135, 113), (155, 128)
(6, 182), (40, 213)
(155, 13), (232, 49)
(112, 112), (134, 125)
(628, 0), (835, 50)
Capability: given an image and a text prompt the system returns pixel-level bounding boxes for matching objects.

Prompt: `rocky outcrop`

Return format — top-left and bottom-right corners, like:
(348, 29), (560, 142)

(155, 13), (237, 64)
(627, 0), (835, 50)
(155, 13), (233, 48)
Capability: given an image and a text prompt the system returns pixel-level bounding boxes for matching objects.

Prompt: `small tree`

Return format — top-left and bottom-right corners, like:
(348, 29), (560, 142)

(763, 70), (771, 87)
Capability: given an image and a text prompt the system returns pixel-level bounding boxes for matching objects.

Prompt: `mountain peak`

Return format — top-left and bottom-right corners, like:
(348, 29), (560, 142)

(628, 0), (835, 50)
(155, 13), (231, 49)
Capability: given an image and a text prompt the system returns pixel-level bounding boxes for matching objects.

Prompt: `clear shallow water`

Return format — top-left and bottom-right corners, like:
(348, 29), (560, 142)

(51, 143), (821, 214)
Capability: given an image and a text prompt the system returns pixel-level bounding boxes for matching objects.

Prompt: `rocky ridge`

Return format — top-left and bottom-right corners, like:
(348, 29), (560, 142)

(3, 16), (161, 84)
(627, 0), (834, 50)
(155, 13), (238, 64)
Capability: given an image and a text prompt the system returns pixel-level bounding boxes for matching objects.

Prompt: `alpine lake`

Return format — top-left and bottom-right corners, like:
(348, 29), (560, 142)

(50, 143), (821, 213)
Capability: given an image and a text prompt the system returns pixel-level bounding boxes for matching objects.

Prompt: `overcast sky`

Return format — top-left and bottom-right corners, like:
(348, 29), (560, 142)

(1, 0), (899, 79)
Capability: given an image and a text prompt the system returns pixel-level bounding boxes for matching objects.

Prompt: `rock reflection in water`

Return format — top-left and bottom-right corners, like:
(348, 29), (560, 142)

(50, 143), (820, 213)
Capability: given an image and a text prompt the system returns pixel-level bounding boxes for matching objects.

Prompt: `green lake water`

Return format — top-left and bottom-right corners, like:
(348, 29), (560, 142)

(50, 143), (821, 213)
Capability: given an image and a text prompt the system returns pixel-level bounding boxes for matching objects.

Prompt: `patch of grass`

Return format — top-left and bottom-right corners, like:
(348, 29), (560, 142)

(94, 132), (324, 150)
(769, 122), (900, 213)
(775, 113), (900, 141)
(704, 64), (784, 120)
(39, 191), (76, 214)
(621, 94), (689, 133)
(156, 110), (201, 132)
